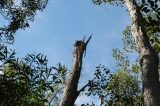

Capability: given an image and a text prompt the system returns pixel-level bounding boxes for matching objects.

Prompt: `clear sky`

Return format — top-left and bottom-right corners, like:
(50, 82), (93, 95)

(12, 0), (131, 105)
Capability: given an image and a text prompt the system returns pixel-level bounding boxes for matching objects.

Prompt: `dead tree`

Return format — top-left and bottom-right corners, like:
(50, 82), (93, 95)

(59, 36), (92, 106)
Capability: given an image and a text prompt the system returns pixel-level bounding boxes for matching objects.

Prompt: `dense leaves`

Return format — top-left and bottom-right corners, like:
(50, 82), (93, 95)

(106, 70), (142, 106)
(122, 26), (137, 52)
(82, 62), (141, 105)
(0, 46), (48, 105)
(112, 48), (130, 67)
(0, 0), (48, 43)
(92, 0), (124, 6)
(0, 44), (69, 105)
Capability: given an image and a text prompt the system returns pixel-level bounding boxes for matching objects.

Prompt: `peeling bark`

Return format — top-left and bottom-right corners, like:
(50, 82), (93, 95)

(124, 0), (160, 105)
(59, 36), (91, 106)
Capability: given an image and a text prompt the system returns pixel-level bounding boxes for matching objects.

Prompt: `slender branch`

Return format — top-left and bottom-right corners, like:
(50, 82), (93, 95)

(78, 78), (95, 93)
(85, 35), (92, 47)
(83, 35), (92, 57)
(78, 83), (89, 93)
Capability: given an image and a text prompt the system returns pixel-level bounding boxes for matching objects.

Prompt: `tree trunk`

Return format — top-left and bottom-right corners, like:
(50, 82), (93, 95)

(59, 37), (91, 106)
(124, 0), (160, 105)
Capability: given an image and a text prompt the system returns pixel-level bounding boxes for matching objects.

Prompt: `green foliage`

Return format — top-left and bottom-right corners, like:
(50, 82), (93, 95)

(82, 62), (141, 106)
(52, 63), (68, 85)
(122, 23), (160, 53)
(140, 0), (160, 53)
(0, 45), (142, 105)
(122, 26), (137, 52)
(99, 46), (141, 105)
(0, 45), (61, 105)
(106, 70), (141, 106)
(46, 63), (68, 106)
(112, 48), (129, 67)
(2, 0), (159, 105)
(92, 0), (124, 6)
(122, 0), (160, 53)
(0, 1), (67, 105)
(81, 39), (141, 105)
(81, 65), (110, 105)
(132, 64), (139, 73)
(86, 65), (110, 97)
(0, 0), (48, 43)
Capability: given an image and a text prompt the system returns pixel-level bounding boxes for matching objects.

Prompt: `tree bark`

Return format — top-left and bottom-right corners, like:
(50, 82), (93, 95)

(59, 36), (91, 106)
(124, 0), (160, 105)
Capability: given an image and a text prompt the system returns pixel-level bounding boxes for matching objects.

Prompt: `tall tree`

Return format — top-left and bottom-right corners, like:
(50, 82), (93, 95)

(92, 0), (160, 105)
(124, 0), (160, 105)
(59, 36), (92, 106)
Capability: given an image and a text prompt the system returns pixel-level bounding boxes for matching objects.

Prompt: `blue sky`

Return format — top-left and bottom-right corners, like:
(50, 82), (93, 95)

(12, 0), (131, 105)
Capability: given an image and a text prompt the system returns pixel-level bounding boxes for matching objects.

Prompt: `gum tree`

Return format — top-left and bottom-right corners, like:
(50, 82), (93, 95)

(92, 0), (160, 105)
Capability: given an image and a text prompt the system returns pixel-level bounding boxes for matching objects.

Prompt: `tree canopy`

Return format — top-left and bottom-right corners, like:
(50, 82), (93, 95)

(0, 0), (48, 43)
(0, 0), (160, 105)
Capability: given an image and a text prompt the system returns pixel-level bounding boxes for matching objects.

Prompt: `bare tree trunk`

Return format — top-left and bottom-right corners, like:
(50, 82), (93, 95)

(124, 0), (160, 105)
(59, 36), (91, 106)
